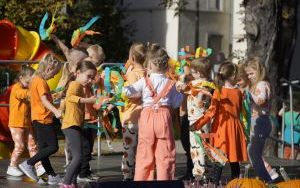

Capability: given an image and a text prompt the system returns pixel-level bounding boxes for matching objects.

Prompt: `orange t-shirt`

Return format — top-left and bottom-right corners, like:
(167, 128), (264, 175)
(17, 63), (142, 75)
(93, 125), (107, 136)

(30, 76), (53, 124)
(8, 82), (31, 128)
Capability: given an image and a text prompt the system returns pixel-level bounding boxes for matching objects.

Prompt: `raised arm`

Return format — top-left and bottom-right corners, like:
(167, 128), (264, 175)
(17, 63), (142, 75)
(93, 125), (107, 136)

(51, 34), (70, 57)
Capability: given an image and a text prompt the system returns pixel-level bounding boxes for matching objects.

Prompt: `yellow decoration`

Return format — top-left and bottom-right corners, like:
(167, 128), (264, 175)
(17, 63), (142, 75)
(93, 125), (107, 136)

(15, 26), (40, 60)
(226, 178), (267, 188)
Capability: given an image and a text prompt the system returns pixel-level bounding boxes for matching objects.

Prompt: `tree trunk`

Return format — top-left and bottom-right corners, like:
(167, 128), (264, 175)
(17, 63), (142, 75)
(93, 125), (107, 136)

(244, 0), (298, 156)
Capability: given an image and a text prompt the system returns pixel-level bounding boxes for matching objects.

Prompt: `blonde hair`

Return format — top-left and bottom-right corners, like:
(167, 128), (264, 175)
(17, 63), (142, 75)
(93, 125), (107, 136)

(215, 61), (237, 86)
(87, 44), (105, 65)
(237, 63), (249, 86)
(129, 42), (146, 65)
(145, 43), (169, 72)
(35, 54), (61, 76)
(245, 56), (269, 90)
(18, 65), (35, 79)
(190, 57), (211, 79)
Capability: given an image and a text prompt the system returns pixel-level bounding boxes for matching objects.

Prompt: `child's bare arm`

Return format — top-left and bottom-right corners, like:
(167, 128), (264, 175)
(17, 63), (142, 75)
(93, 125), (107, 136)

(51, 34), (70, 56)
(40, 95), (62, 118)
(79, 96), (96, 104)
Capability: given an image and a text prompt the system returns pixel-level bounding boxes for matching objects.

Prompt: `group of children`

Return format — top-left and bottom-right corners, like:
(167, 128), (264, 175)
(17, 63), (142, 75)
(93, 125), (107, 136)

(6, 39), (293, 187)
(6, 36), (105, 187)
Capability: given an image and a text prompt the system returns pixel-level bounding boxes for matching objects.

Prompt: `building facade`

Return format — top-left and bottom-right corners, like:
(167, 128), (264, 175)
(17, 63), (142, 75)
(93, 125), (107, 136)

(120, 0), (234, 59)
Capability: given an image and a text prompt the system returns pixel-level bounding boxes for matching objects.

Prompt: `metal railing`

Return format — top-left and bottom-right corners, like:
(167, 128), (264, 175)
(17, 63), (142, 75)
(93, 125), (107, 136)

(1, 61), (124, 158)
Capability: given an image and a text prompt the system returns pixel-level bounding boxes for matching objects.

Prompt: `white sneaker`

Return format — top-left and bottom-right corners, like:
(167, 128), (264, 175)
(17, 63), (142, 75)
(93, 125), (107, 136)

(7, 166), (24, 177)
(48, 174), (61, 185)
(37, 178), (47, 185)
(18, 161), (38, 181)
(36, 165), (46, 176)
(270, 168), (279, 180)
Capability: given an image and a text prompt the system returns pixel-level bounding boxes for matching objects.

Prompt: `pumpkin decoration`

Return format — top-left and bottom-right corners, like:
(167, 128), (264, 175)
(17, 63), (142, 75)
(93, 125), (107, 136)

(226, 178), (267, 188)
(277, 179), (300, 188)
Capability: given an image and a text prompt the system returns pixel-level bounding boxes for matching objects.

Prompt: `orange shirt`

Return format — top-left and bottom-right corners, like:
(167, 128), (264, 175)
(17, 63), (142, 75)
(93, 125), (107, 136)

(61, 81), (85, 129)
(8, 82), (31, 128)
(30, 76), (53, 124)
(120, 68), (146, 125)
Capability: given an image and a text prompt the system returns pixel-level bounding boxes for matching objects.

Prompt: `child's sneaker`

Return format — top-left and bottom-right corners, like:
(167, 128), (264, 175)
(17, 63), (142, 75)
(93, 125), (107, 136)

(270, 168), (279, 180)
(48, 174), (61, 185)
(7, 166), (24, 177)
(37, 177), (48, 185)
(36, 165), (46, 176)
(18, 161), (38, 181)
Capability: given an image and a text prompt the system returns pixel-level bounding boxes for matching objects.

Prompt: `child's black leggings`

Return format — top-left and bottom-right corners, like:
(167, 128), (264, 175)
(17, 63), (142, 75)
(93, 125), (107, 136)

(211, 162), (240, 185)
(27, 121), (58, 176)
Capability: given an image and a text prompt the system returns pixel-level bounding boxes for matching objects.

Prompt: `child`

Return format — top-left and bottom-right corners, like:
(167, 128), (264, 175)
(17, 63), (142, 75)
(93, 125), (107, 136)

(123, 44), (184, 180)
(245, 56), (273, 182)
(77, 44), (106, 182)
(237, 63), (279, 180)
(80, 43), (105, 67)
(191, 61), (248, 186)
(120, 43), (146, 181)
(178, 49), (195, 180)
(178, 64), (194, 180)
(7, 66), (45, 177)
(19, 54), (62, 184)
(187, 57), (213, 180)
(60, 61), (97, 187)
(278, 100), (300, 159)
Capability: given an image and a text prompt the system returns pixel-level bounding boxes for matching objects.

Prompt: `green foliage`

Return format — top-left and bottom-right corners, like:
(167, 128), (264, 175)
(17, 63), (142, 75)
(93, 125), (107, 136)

(66, 0), (134, 61)
(0, 0), (68, 30)
(0, 0), (133, 61)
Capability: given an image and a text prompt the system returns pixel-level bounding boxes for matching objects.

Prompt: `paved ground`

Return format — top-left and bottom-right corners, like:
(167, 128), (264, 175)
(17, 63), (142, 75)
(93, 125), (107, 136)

(0, 140), (299, 188)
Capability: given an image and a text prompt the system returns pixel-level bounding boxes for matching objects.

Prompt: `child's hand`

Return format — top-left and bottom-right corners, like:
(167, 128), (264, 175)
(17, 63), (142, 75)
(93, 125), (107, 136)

(103, 104), (114, 117)
(88, 96), (97, 104)
(54, 110), (62, 119)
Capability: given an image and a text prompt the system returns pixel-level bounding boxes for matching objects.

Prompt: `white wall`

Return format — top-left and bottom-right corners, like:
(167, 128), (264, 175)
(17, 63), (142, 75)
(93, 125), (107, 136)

(166, 9), (179, 59)
(121, 0), (179, 58)
(231, 0), (247, 63)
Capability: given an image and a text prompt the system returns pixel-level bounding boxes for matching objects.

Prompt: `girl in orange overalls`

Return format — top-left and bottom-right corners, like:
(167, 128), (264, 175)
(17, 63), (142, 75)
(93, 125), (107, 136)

(123, 44), (184, 181)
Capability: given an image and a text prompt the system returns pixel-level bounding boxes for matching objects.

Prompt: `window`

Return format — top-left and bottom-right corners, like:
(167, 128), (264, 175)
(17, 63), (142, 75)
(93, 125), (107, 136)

(207, 34), (223, 53)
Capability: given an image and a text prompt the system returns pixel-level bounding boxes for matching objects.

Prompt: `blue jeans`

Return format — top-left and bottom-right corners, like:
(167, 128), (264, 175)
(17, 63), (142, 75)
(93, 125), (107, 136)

(248, 115), (272, 182)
